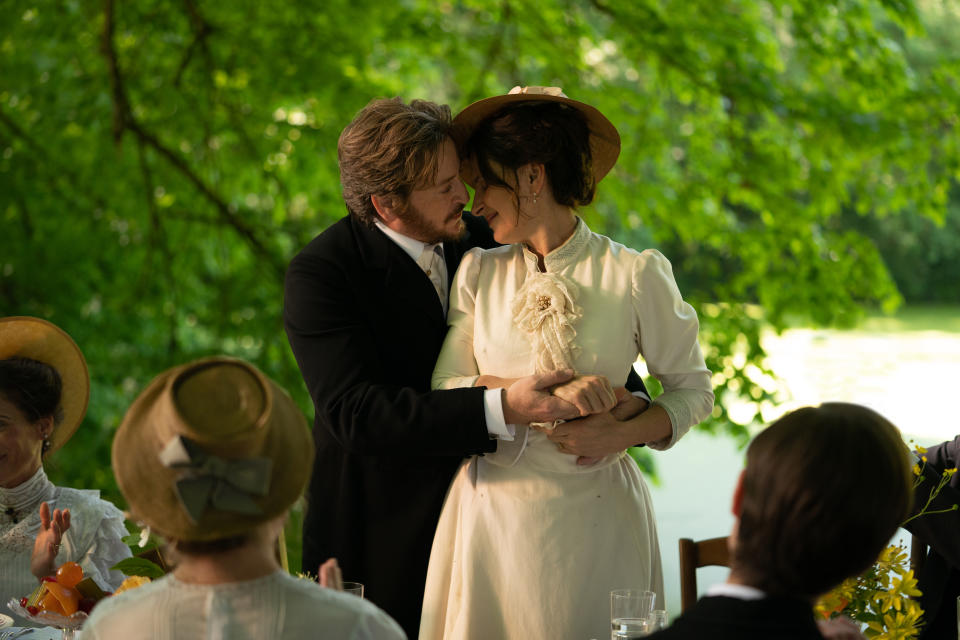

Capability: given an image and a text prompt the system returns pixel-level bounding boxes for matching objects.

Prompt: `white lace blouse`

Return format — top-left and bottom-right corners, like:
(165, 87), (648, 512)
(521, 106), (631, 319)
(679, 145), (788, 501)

(0, 467), (130, 615)
(83, 571), (407, 640)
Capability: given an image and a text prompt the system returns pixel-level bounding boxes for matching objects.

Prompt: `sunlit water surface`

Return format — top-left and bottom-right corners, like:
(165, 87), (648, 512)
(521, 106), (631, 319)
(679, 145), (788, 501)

(648, 326), (960, 618)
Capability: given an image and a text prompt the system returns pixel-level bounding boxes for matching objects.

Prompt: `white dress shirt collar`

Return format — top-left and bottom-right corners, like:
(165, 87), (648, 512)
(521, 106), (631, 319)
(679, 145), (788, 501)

(374, 220), (439, 263)
(706, 582), (767, 600)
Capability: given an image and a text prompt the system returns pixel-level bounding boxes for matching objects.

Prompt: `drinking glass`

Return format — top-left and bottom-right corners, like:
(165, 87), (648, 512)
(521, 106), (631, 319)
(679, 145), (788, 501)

(647, 609), (668, 632)
(343, 581), (364, 598)
(610, 589), (656, 639)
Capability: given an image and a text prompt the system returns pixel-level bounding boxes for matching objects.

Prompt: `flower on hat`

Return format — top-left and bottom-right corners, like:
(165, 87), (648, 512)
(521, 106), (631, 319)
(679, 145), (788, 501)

(508, 85), (568, 98)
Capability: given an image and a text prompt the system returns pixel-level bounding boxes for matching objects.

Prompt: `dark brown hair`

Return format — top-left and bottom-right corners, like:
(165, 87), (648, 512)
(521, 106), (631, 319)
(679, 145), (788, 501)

(733, 403), (913, 598)
(338, 98), (454, 226)
(0, 357), (64, 456)
(467, 101), (596, 211)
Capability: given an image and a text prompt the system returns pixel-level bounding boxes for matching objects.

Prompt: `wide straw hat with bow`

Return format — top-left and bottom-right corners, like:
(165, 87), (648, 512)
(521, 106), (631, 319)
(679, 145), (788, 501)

(452, 85), (622, 186)
(112, 357), (313, 541)
(0, 316), (89, 454)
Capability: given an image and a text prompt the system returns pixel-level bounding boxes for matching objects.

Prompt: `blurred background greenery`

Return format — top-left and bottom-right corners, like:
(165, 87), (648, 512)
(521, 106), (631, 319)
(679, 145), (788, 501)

(2, 0), (959, 569)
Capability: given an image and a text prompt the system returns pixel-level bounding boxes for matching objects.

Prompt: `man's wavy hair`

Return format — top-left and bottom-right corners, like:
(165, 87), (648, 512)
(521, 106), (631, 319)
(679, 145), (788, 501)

(338, 98), (453, 227)
(733, 402), (913, 599)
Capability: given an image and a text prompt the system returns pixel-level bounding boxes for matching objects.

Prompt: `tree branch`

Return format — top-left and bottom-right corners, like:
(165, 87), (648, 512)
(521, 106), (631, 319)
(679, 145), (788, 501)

(173, 0), (215, 87)
(135, 139), (181, 354)
(100, 0), (285, 278)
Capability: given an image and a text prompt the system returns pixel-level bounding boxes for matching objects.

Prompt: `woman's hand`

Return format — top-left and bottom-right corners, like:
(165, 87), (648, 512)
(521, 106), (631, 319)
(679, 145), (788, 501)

(31, 502), (70, 579)
(318, 557), (344, 590)
(549, 375), (616, 416)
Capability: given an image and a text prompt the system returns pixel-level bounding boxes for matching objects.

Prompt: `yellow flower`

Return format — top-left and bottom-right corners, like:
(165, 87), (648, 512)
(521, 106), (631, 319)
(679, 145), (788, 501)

(912, 463), (921, 476)
(915, 445), (927, 454)
(818, 543), (923, 640)
(946, 467), (957, 477)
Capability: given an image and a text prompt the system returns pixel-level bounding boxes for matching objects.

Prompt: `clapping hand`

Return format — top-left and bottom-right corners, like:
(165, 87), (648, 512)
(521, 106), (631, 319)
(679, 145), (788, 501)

(31, 501), (70, 579)
(318, 557), (344, 590)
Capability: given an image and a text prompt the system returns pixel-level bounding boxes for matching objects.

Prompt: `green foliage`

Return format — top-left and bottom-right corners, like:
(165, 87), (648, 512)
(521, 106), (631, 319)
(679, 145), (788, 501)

(1, 0), (958, 514)
(110, 557), (166, 580)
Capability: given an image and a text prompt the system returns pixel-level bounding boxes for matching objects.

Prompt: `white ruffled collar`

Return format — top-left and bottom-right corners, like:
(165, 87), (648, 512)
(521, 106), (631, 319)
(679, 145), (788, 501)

(521, 217), (591, 273)
(0, 466), (55, 516)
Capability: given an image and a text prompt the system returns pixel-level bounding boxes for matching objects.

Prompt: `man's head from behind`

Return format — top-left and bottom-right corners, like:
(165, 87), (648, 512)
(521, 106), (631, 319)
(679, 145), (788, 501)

(731, 402), (912, 599)
(338, 97), (467, 243)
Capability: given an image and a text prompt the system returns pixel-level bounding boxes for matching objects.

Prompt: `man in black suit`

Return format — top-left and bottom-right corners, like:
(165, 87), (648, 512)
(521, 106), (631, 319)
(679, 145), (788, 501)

(905, 436), (960, 639)
(647, 404), (913, 640)
(283, 97), (645, 636)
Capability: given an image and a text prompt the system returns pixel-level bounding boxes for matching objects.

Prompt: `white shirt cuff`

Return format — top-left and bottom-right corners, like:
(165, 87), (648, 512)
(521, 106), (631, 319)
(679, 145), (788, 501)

(632, 389), (651, 403)
(483, 388), (515, 441)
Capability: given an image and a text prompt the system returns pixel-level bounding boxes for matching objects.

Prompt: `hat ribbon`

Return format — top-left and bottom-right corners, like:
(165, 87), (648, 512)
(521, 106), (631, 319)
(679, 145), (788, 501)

(509, 86), (567, 97)
(159, 436), (273, 524)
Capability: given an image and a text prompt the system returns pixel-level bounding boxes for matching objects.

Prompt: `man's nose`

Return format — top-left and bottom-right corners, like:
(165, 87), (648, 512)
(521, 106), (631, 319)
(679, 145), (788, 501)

(455, 179), (469, 205)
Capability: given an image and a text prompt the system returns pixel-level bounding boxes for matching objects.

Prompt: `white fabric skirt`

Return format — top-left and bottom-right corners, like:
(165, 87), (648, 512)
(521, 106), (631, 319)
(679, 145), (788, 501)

(419, 434), (663, 640)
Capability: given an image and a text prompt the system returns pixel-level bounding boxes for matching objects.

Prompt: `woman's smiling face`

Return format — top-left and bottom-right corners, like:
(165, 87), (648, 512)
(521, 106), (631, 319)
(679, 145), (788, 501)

(466, 156), (536, 246)
(0, 392), (48, 488)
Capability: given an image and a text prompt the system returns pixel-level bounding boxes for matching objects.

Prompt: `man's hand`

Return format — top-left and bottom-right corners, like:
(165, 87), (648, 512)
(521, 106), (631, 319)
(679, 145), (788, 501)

(545, 393), (665, 465)
(502, 369), (579, 424)
(550, 375), (617, 416)
(611, 390), (649, 420)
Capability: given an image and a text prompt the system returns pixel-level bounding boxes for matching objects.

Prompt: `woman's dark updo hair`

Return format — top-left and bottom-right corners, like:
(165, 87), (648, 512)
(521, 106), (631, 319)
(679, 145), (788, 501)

(467, 101), (596, 210)
(0, 357), (65, 440)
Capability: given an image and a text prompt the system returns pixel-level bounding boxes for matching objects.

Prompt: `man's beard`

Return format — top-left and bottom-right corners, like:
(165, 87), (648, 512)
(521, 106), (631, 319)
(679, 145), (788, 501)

(398, 201), (466, 244)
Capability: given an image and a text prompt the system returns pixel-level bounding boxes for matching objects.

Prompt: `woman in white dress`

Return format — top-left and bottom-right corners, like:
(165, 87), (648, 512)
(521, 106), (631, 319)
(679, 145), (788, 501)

(419, 88), (714, 640)
(83, 357), (406, 640)
(0, 316), (130, 618)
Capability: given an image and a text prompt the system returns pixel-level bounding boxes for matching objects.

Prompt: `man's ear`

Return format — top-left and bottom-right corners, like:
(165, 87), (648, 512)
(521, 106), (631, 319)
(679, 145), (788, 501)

(731, 469), (746, 517)
(371, 194), (399, 223)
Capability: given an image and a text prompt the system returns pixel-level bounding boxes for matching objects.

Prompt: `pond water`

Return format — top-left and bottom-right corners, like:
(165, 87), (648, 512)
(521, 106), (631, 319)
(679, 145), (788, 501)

(648, 320), (960, 618)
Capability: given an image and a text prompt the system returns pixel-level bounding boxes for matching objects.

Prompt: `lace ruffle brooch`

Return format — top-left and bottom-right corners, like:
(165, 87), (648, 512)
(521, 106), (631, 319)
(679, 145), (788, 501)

(511, 271), (582, 373)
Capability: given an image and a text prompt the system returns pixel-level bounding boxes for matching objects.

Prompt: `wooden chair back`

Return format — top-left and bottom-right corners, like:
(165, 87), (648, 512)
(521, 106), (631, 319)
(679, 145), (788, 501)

(679, 536), (730, 612)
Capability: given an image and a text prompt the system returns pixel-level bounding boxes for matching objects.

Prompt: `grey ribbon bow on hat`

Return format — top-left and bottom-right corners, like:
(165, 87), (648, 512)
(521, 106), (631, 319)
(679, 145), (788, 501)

(158, 436), (273, 524)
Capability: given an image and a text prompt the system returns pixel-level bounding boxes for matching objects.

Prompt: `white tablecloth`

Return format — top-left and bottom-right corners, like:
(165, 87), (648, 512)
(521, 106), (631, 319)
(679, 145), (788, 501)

(1, 626), (67, 639)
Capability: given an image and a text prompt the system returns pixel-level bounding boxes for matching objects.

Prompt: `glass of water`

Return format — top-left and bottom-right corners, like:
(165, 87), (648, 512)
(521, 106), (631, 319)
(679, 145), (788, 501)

(647, 609), (668, 632)
(611, 589), (656, 639)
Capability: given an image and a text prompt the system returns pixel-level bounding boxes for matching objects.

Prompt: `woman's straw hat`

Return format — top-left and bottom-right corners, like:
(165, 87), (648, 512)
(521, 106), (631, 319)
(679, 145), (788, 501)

(452, 86), (621, 185)
(0, 316), (89, 454)
(113, 357), (314, 541)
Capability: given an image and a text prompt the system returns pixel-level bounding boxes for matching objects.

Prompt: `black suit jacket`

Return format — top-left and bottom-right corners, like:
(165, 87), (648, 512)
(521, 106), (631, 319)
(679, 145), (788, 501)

(283, 213), (498, 636)
(646, 596), (826, 640)
(905, 435), (960, 640)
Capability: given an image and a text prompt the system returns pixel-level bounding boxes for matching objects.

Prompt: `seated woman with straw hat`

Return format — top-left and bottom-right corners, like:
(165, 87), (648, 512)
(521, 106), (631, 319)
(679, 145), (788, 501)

(0, 316), (131, 615)
(83, 357), (405, 639)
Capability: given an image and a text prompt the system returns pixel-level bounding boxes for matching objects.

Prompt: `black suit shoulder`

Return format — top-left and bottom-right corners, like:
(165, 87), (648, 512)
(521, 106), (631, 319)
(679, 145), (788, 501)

(647, 596), (825, 640)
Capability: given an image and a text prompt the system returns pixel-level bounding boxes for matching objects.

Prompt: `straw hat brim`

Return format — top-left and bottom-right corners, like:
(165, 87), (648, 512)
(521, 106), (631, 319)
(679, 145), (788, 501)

(452, 91), (621, 187)
(0, 317), (89, 454)
(112, 357), (314, 541)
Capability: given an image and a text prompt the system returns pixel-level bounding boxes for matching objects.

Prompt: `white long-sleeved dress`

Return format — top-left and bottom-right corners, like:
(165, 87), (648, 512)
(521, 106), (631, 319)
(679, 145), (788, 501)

(0, 467), (130, 622)
(419, 220), (713, 640)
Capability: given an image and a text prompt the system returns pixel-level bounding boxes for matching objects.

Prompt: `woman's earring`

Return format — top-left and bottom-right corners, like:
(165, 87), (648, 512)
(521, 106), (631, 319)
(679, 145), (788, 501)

(533, 191), (539, 204)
